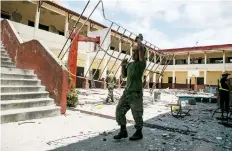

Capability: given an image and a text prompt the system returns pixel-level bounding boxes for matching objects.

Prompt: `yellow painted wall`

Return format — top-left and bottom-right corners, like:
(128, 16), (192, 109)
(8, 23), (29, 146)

(175, 54), (188, 60)
(190, 77), (196, 84)
(228, 71), (232, 79)
(207, 71), (222, 85)
(206, 52), (223, 58)
(162, 72), (172, 83)
(2, 1), (36, 25)
(226, 51), (232, 57)
(189, 71), (204, 84)
(77, 58), (85, 67)
(199, 71), (204, 77)
(159, 71), (232, 85)
(190, 53), (204, 60)
(176, 71), (187, 84)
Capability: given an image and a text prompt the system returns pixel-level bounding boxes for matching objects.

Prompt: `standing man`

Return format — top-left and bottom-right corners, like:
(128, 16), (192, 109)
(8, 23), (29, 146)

(219, 72), (230, 118)
(105, 72), (116, 103)
(113, 34), (146, 141)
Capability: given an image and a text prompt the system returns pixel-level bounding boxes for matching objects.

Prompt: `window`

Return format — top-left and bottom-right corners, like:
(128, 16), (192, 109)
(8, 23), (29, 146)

(1, 12), (10, 19)
(197, 77), (204, 85)
(208, 58), (223, 64)
(226, 57), (232, 63)
(149, 55), (154, 62)
(92, 69), (99, 80)
(76, 67), (84, 76)
(39, 24), (49, 31)
(28, 20), (34, 27)
(121, 50), (126, 54)
(175, 59), (187, 65)
(168, 60), (173, 65)
(168, 77), (173, 83)
(110, 46), (115, 50)
(58, 31), (64, 36)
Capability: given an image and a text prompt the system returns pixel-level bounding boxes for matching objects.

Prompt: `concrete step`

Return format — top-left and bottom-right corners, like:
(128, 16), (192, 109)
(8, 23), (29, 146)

(1, 85), (46, 93)
(1, 61), (16, 67)
(1, 73), (37, 79)
(1, 105), (60, 123)
(1, 98), (54, 111)
(1, 92), (49, 100)
(1, 50), (6, 53)
(1, 56), (11, 62)
(1, 52), (8, 57)
(1, 67), (34, 75)
(1, 65), (16, 68)
(1, 49), (7, 52)
(1, 78), (41, 85)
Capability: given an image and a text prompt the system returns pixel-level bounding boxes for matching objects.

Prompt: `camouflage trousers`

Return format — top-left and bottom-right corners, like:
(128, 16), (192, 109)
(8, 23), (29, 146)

(106, 88), (114, 102)
(116, 90), (143, 129)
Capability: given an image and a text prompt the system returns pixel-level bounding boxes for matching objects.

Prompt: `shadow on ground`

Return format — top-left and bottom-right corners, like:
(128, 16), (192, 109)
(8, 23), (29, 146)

(48, 103), (232, 151)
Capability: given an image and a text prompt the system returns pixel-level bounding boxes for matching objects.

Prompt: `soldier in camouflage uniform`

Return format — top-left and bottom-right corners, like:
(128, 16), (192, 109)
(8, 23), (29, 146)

(105, 72), (116, 103)
(113, 34), (146, 141)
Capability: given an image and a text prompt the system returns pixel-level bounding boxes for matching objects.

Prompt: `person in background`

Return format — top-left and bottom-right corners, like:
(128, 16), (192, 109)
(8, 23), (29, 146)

(218, 72), (230, 118)
(105, 72), (116, 104)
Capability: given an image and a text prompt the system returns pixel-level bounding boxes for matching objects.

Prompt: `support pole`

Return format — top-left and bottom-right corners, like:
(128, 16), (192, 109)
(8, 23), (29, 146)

(67, 29), (78, 89)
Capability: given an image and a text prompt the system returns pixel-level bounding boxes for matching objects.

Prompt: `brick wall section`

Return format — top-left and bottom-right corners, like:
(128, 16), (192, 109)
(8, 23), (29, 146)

(1, 20), (68, 114)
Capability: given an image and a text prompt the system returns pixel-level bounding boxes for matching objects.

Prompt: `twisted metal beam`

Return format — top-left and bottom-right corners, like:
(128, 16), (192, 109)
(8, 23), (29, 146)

(97, 27), (126, 80)
(60, 1), (101, 60)
(87, 22), (114, 78)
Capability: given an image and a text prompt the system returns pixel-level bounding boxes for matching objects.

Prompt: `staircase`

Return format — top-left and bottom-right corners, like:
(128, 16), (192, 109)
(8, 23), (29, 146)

(0, 41), (60, 124)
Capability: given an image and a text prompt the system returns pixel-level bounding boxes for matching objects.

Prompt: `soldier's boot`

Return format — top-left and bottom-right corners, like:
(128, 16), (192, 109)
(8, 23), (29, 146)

(113, 125), (128, 139)
(129, 129), (143, 141)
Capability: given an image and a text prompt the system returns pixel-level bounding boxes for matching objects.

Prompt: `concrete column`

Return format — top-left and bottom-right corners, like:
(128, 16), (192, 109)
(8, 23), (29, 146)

(87, 22), (91, 33)
(152, 73), (157, 88)
(187, 77), (190, 89)
(116, 64), (121, 79)
(130, 43), (133, 56)
(101, 60), (107, 79)
(101, 60), (107, 89)
(223, 50), (225, 64)
(172, 71), (175, 89)
(159, 55), (162, 64)
(117, 40), (123, 88)
(35, 2), (41, 29)
(119, 39), (122, 52)
(188, 53), (190, 65)
(64, 13), (69, 37)
(158, 74), (162, 88)
(84, 56), (90, 88)
(153, 73), (157, 82)
(154, 54), (157, 63)
(204, 53), (207, 64)
(144, 72), (150, 89)
(173, 55), (176, 65)
(147, 50), (150, 62)
(34, 2), (41, 39)
(116, 65), (121, 88)
(204, 70), (207, 85)
(84, 57), (90, 77)
(223, 50), (226, 72)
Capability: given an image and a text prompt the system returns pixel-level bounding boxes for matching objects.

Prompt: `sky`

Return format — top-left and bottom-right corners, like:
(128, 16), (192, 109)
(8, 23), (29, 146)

(59, 0), (232, 49)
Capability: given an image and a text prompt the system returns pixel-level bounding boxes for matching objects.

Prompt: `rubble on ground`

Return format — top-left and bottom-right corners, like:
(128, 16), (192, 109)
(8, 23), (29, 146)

(73, 88), (232, 151)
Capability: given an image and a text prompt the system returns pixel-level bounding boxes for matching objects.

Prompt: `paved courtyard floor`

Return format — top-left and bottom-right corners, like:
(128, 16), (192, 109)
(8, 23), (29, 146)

(1, 89), (232, 151)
